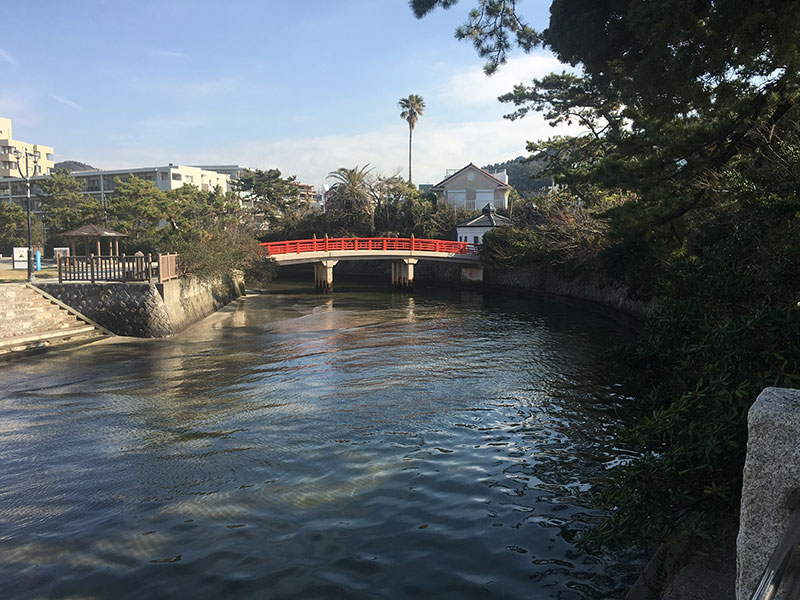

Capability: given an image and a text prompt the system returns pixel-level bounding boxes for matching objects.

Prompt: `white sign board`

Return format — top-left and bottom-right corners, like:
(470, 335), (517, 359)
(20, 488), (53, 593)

(461, 266), (484, 283)
(12, 247), (27, 270)
(54, 247), (69, 260)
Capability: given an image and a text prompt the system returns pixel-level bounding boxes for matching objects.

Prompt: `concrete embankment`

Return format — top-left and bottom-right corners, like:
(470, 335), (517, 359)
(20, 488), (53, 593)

(483, 264), (654, 320)
(36, 273), (244, 337)
(0, 283), (109, 357)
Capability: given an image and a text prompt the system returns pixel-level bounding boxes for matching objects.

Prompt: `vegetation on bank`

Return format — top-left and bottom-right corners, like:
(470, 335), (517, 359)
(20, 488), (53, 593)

(416, 0), (800, 548)
(7, 0), (798, 554)
(4, 163), (472, 286)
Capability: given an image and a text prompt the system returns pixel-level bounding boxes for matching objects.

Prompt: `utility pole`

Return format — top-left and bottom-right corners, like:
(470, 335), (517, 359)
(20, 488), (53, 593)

(11, 147), (41, 282)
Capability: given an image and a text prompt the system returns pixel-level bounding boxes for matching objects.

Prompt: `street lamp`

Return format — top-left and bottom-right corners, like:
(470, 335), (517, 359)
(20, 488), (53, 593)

(10, 146), (41, 282)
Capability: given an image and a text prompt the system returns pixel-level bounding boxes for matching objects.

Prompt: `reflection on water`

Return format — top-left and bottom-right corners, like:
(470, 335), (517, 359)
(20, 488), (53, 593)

(0, 279), (642, 599)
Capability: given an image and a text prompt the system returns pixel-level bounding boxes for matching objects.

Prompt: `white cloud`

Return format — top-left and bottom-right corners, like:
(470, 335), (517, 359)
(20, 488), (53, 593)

(79, 51), (583, 189)
(149, 49), (189, 59)
(49, 93), (82, 110)
(86, 113), (580, 189)
(125, 77), (239, 98)
(0, 48), (17, 66)
(438, 52), (573, 109)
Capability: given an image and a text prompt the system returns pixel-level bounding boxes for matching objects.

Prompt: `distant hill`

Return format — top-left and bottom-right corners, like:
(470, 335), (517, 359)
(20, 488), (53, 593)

(482, 156), (551, 198)
(55, 160), (97, 172)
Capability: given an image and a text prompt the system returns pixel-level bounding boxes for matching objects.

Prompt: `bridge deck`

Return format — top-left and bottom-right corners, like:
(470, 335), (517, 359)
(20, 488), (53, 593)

(262, 237), (481, 265)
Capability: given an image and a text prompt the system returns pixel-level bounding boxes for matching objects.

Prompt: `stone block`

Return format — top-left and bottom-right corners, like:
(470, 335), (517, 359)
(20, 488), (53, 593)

(736, 387), (800, 599)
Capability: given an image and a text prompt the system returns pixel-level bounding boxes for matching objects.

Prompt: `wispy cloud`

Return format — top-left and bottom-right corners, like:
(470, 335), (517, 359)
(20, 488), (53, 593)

(0, 48), (17, 66)
(150, 49), (189, 59)
(440, 52), (574, 109)
(86, 115), (580, 188)
(126, 77), (239, 98)
(49, 93), (82, 109)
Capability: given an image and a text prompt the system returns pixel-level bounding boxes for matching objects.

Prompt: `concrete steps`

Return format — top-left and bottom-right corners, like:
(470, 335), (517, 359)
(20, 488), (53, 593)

(0, 284), (109, 358)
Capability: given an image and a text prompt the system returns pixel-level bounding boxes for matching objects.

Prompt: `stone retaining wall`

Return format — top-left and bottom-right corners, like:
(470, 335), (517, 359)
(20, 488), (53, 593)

(484, 265), (654, 320)
(36, 273), (243, 337)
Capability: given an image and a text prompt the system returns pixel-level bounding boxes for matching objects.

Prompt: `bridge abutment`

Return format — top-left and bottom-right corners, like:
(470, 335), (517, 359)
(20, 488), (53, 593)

(392, 259), (417, 292)
(314, 260), (338, 293)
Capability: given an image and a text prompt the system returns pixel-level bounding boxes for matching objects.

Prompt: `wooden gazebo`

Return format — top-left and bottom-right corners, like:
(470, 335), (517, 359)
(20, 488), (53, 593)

(60, 224), (127, 257)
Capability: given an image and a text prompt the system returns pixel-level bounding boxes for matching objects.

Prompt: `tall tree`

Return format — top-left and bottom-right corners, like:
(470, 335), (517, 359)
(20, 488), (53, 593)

(413, 0), (800, 547)
(325, 165), (375, 235)
(37, 168), (103, 235)
(0, 200), (26, 255)
(106, 176), (166, 243)
(412, 0), (800, 223)
(398, 94), (425, 183)
(232, 168), (300, 232)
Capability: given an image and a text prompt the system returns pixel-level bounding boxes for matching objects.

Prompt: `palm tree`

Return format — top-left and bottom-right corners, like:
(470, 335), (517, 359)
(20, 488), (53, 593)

(398, 94), (425, 184)
(325, 165), (375, 235)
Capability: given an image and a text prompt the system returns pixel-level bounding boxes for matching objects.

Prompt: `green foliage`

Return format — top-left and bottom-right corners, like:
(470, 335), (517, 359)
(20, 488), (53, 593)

(175, 220), (265, 282)
(398, 94), (426, 183)
(0, 201), (25, 255)
(482, 156), (549, 198)
(233, 168), (300, 232)
(411, 0), (541, 75)
(161, 184), (241, 241)
(325, 165), (375, 236)
(419, 0), (800, 226)
(417, 0), (800, 549)
(588, 192), (800, 547)
(37, 169), (103, 235)
(106, 176), (166, 247)
(158, 184), (266, 282)
(481, 189), (626, 270)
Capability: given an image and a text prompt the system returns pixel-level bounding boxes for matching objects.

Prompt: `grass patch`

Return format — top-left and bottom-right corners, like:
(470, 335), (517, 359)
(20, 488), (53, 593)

(0, 267), (59, 283)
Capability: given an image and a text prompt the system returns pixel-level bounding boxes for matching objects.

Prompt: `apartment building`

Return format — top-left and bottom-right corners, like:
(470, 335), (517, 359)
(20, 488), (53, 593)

(1, 164), (231, 215)
(191, 164), (250, 181)
(0, 117), (55, 178)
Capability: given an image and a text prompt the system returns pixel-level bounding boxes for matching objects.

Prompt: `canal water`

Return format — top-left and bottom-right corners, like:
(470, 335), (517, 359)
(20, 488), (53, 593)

(0, 278), (642, 599)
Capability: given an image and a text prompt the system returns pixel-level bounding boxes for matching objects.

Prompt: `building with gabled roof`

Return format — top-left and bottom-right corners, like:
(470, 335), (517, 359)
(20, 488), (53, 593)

(431, 163), (511, 211)
(456, 202), (512, 245)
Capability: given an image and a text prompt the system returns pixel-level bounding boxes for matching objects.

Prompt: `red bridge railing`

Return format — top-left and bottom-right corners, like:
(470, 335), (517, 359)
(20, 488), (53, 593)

(261, 237), (480, 257)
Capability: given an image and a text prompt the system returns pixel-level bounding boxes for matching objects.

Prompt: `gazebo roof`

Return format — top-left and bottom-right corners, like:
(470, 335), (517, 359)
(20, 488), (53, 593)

(60, 224), (128, 238)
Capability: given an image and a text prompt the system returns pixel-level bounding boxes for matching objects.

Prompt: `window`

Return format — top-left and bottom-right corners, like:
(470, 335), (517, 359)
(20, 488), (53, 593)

(474, 236), (480, 245)
(161, 172), (169, 181)
(185, 175), (193, 183)
(448, 189), (466, 208)
(476, 189), (494, 206)
(172, 173), (182, 181)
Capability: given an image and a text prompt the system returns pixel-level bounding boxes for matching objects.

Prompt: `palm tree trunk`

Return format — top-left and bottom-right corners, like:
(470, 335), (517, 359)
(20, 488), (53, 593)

(408, 126), (413, 184)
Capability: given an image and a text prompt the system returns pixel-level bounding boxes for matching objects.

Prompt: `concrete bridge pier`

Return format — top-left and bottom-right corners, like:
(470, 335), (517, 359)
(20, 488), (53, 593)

(314, 260), (338, 293)
(392, 259), (417, 292)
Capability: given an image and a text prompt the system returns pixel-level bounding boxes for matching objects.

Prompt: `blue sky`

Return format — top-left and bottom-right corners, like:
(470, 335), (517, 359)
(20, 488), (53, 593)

(1, 0), (574, 188)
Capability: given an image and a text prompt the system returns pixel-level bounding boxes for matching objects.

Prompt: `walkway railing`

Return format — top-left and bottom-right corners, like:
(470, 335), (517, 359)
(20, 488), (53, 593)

(158, 253), (179, 283)
(57, 253), (180, 283)
(261, 237), (479, 257)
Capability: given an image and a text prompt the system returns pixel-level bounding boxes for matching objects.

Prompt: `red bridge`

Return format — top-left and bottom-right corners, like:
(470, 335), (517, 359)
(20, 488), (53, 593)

(261, 236), (482, 292)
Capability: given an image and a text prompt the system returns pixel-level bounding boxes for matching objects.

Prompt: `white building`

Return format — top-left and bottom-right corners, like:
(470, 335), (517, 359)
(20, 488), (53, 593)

(190, 164), (250, 181)
(1, 164), (231, 215)
(0, 117), (55, 178)
(431, 163), (511, 211)
(456, 202), (512, 245)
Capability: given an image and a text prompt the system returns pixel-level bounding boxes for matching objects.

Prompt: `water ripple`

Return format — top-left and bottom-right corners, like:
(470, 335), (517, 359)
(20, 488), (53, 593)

(0, 281), (642, 599)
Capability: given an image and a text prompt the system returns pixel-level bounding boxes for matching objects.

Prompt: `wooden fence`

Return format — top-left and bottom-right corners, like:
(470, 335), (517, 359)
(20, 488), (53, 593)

(158, 253), (179, 283)
(57, 253), (180, 283)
